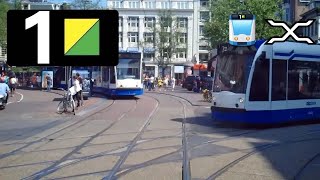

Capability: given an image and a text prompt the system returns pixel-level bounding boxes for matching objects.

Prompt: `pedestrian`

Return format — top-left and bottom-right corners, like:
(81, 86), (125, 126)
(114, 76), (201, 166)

(0, 78), (10, 103)
(46, 74), (52, 92)
(76, 73), (84, 106)
(171, 77), (176, 91)
(9, 76), (17, 97)
(72, 76), (82, 108)
(36, 74), (41, 88)
(31, 73), (37, 88)
(149, 75), (155, 91)
(164, 76), (169, 91)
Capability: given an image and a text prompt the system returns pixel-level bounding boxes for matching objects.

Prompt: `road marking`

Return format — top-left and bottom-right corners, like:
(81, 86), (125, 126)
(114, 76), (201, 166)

(5, 92), (23, 105)
(205, 106), (211, 108)
(16, 92), (24, 102)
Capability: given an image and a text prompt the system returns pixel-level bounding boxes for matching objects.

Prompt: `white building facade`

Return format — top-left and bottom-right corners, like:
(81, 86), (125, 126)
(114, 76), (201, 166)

(107, 0), (210, 79)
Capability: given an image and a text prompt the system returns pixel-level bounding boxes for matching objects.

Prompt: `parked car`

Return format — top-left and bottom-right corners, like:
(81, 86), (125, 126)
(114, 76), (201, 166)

(183, 75), (198, 91)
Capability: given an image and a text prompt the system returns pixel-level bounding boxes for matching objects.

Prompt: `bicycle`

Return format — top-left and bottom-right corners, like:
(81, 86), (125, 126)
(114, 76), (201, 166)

(202, 89), (213, 102)
(57, 88), (76, 115)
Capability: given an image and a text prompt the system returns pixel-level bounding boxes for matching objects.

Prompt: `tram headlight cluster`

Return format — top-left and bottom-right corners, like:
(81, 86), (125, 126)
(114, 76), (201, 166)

(234, 37), (238, 41)
(239, 98), (244, 103)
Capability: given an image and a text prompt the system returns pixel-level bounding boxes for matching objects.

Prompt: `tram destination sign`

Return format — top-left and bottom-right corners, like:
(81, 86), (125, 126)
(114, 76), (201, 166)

(119, 53), (141, 59)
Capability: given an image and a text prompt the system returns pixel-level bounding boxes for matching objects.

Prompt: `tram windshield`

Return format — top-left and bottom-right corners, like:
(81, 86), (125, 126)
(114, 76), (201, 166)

(213, 50), (255, 93)
(117, 58), (140, 80)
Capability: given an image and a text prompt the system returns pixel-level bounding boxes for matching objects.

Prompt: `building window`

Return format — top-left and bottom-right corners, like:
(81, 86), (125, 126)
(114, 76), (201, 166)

(177, 17), (187, 28)
(143, 53), (155, 59)
(112, 1), (121, 8)
(199, 53), (208, 62)
(119, 17), (123, 27)
(272, 60), (287, 101)
(144, 1), (155, 8)
(199, 46), (208, 50)
(160, 17), (172, 28)
(200, 12), (210, 22)
(288, 60), (320, 100)
(179, 33), (187, 43)
(249, 56), (269, 101)
(200, 0), (209, 7)
(144, 33), (154, 43)
(128, 32), (139, 43)
(199, 25), (204, 36)
(128, 17), (139, 27)
(177, 2), (188, 9)
(284, 8), (290, 22)
(119, 32), (123, 43)
(144, 17), (155, 28)
(161, 2), (170, 9)
(176, 48), (187, 58)
(129, 1), (140, 8)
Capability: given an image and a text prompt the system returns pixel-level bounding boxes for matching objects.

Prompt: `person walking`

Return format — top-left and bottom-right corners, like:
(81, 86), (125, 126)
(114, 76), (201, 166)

(171, 77), (176, 91)
(36, 74), (41, 88)
(72, 76), (82, 108)
(149, 75), (155, 91)
(76, 73), (84, 106)
(46, 74), (52, 92)
(9, 76), (17, 97)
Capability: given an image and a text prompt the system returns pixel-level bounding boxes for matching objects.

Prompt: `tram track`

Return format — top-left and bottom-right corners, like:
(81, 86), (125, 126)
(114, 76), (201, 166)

(21, 98), (139, 180)
(102, 95), (160, 180)
(0, 99), (116, 160)
(206, 137), (320, 180)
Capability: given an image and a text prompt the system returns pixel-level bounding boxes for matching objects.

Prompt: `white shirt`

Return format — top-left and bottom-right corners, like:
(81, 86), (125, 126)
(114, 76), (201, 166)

(73, 79), (82, 92)
(150, 77), (154, 83)
(36, 76), (41, 82)
(10, 77), (17, 84)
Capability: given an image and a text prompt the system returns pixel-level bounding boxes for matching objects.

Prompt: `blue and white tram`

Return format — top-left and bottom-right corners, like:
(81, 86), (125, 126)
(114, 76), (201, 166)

(211, 41), (320, 124)
(91, 51), (143, 96)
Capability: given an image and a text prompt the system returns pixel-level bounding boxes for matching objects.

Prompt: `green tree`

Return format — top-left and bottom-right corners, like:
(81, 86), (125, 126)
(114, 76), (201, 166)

(71, 0), (102, 10)
(0, 0), (9, 46)
(205, 0), (284, 48)
(140, 10), (186, 77)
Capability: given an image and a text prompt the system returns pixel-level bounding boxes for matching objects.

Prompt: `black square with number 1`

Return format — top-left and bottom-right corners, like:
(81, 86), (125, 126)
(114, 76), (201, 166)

(7, 10), (119, 66)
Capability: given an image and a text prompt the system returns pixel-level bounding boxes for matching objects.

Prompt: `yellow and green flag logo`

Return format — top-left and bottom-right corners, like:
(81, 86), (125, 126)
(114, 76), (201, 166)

(64, 19), (100, 56)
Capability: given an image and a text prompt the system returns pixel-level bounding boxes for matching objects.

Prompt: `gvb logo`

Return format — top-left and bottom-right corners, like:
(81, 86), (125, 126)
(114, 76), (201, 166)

(266, 19), (316, 44)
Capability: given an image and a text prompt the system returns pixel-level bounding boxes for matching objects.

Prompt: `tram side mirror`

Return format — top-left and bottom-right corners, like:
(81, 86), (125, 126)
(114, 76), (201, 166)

(142, 62), (145, 69)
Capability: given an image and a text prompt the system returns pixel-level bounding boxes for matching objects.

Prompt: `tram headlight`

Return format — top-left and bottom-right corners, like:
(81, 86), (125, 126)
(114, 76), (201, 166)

(246, 37), (250, 41)
(239, 98), (244, 103)
(234, 37), (238, 41)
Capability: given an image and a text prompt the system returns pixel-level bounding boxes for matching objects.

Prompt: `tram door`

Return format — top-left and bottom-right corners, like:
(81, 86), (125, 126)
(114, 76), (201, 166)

(271, 59), (287, 110)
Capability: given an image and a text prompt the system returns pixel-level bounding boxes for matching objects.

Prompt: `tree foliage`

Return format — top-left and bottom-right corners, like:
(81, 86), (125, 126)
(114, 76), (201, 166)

(71, 0), (102, 10)
(141, 10), (185, 74)
(0, 0), (9, 45)
(204, 0), (284, 48)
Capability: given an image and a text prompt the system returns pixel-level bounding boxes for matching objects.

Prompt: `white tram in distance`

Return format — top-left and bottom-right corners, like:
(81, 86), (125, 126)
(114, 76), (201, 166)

(91, 51), (144, 97)
(211, 41), (320, 124)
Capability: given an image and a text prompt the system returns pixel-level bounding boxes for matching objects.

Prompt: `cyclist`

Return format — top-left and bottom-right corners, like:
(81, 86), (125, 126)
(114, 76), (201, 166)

(0, 78), (10, 103)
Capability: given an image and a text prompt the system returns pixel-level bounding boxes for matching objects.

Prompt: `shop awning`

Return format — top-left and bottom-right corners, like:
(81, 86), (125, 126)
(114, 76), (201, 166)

(193, 64), (207, 70)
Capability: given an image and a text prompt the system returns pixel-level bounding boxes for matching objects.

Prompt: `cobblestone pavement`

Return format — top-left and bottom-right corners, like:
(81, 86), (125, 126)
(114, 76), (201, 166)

(0, 87), (319, 180)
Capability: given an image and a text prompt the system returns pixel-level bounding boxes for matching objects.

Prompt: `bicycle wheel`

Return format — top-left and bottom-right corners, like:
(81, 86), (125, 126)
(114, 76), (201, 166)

(57, 101), (65, 114)
(66, 100), (75, 113)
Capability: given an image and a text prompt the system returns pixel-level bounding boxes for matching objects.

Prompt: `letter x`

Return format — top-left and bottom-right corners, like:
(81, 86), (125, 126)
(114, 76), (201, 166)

(266, 20), (315, 44)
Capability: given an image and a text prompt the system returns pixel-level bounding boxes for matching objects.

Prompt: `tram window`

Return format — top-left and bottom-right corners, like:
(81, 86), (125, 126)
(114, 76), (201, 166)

(102, 67), (109, 83)
(249, 57), (269, 101)
(110, 67), (116, 83)
(288, 60), (320, 100)
(272, 60), (287, 101)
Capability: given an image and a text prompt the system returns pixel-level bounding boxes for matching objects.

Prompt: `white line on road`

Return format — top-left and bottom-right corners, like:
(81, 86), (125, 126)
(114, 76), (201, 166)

(5, 92), (24, 105)
(16, 92), (24, 102)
